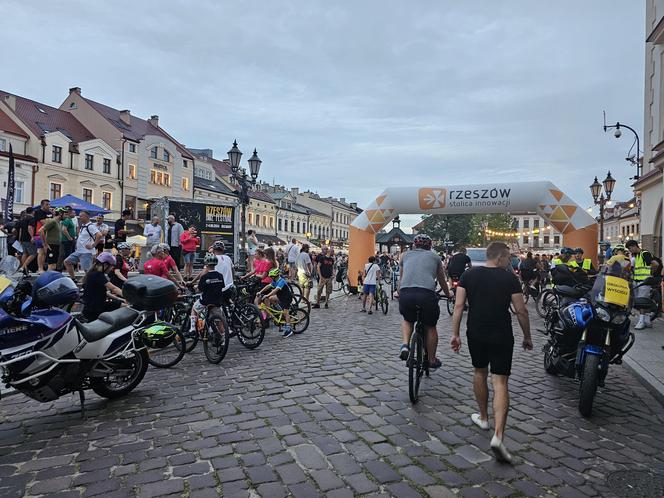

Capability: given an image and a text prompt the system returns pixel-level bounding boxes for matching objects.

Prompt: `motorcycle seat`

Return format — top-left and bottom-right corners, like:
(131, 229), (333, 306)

(555, 285), (586, 298)
(77, 307), (140, 342)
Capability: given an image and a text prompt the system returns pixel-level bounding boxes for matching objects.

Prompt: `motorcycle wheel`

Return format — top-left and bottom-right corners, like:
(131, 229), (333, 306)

(543, 345), (558, 375)
(91, 349), (149, 399)
(578, 353), (600, 417)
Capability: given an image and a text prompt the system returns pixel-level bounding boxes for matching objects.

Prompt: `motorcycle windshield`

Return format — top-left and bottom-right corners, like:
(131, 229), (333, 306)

(589, 272), (631, 309)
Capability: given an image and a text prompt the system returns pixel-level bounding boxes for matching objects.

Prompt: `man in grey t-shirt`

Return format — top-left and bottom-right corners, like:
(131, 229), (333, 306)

(398, 234), (451, 370)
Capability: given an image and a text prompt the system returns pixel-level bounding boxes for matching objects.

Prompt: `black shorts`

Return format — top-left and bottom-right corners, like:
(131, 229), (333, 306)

(467, 337), (514, 376)
(398, 287), (440, 327)
(46, 245), (60, 265)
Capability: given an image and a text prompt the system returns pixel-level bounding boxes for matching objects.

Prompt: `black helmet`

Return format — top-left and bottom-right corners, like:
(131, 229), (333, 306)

(212, 240), (225, 251)
(560, 247), (575, 256)
(574, 247), (584, 254)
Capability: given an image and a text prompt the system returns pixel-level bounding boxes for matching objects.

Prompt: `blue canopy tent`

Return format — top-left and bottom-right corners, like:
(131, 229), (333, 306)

(36, 194), (111, 216)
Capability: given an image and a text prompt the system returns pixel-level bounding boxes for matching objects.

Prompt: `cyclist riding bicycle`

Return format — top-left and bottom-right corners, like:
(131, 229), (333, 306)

(257, 268), (294, 338)
(398, 234), (452, 369)
(518, 252), (538, 287)
(446, 247), (471, 281)
(189, 253), (226, 334)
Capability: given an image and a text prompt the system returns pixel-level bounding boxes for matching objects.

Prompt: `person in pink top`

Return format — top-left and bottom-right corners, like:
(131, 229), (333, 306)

(159, 244), (186, 286)
(180, 226), (200, 279)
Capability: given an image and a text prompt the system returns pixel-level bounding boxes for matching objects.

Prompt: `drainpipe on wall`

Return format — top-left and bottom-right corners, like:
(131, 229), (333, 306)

(120, 138), (126, 210)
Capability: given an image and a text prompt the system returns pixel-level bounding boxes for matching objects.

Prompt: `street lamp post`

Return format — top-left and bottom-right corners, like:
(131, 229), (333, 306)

(603, 120), (641, 180)
(227, 140), (262, 269)
(589, 171), (616, 243)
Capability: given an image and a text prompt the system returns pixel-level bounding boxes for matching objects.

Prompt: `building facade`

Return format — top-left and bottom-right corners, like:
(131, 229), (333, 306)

(0, 107), (36, 213)
(0, 91), (121, 215)
(602, 199), (641, 245)
(60, 87), (194, 220)
(640, 0), (664, 257)
(512, 213), (563, 251)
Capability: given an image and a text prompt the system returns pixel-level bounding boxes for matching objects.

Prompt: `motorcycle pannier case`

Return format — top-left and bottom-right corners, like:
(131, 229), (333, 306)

(123, 275), (178, 311)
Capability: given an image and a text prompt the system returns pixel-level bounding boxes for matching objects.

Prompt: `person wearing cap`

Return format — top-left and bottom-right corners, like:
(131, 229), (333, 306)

(626, 239), (655, 330)
(82, 253), (124, 322)
(569, 247), (596, 275)
(38, 208), (64, 272)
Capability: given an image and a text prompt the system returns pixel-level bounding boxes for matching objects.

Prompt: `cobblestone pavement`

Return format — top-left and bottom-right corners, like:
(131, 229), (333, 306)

(1, 294), (664, 498)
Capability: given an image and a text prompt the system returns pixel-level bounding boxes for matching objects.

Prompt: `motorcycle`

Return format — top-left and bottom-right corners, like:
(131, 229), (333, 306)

(542, 268), (651, 417)
(0, 262), (178, 416)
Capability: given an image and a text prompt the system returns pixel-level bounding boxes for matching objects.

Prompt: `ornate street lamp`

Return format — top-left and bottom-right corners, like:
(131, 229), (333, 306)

(603, 117), (641, 180)
(589, 171), (616, 243)
(227, 140), (262, 270)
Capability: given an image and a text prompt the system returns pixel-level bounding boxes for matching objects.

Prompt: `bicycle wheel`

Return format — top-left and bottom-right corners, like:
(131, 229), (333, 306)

(536, 290), (558, 319)
(380, 289), (389, 314)
(289, 282), (303, 304)
(408, 327), (424, 403)
(236, 304), (265, 349)
(522, 283), (530, 304)
(203, 312), (230, 364)
(290, 308), (310, 334)
(446, 294), (455, 316)
(147, 328), (187, 368)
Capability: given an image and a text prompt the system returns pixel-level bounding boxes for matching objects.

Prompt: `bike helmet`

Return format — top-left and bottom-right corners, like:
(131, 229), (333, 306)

(413, 234), (432, 250)
(139, 322), (177, 348)
(268, 267), (281, 278)
(574, 247), (584, 254)
(559, 302), (593, 332)
(212, 240), (225, 251)
(612, 244), (626, 255)
(33, 271), (79, 306)
(151, 244), (164, 255)
(560, 247), (575, 256)
(116, 242), (131, 250)
(54, 207), (66, 216)
(96, 252), (116, 266)
(159, 243), (170, 252)
(203, 253), (218, 266)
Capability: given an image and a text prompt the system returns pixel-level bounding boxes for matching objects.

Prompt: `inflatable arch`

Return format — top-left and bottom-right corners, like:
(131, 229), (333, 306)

(348, 181), (598, 286)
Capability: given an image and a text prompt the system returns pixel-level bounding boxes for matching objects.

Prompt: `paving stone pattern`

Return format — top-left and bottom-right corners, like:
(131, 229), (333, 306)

(1, 294), (664, 497)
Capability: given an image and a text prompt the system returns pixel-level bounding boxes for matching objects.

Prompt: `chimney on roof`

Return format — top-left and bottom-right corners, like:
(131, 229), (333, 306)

(148, 115), (159, 128)
(69, 87), (81, 95)
(3, 94), (16, 111)
(291, 187), (299, 196)
(119, 110), (131, 125)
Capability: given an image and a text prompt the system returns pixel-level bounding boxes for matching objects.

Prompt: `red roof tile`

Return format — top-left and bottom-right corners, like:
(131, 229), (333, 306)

(1, 90), (95, 145)
(0, 108), (28, 138)
(83, 97), (193, 159)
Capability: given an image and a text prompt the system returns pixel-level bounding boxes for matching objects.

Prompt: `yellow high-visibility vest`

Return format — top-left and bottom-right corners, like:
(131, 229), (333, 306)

(634, 252), (650, 281)
(582, 259), (592, 271)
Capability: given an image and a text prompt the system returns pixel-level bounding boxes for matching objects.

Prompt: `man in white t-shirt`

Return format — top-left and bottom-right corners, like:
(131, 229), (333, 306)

(194, 240), (236, 303)
(295, 244), (313, 301)
(64, 210), (102, 278)
(285, 238), (300, 280)
(361, 256), (381, 314)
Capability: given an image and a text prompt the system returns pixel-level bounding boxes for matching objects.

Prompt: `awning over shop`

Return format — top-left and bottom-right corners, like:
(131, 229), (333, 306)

(256, 234), (286, 246)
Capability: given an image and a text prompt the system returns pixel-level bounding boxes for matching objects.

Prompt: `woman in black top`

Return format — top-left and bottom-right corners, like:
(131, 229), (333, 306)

(82, 253), (124, 322)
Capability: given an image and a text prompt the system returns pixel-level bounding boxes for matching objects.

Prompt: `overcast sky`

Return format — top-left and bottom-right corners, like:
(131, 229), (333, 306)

(2, 1), (645, 229)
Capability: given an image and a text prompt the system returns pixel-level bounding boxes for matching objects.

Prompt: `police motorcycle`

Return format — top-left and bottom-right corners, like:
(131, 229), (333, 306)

(542, 261), (650, 417)
(0, 260), (179, 415)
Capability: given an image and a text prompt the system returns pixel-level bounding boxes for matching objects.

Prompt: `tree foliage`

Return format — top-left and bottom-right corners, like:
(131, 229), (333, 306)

(417, 213), (516, 250)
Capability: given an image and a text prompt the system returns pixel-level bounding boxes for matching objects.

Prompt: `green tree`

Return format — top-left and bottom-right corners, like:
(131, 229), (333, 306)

(417, 213), (516, 250)
(468, 214), (516, 246)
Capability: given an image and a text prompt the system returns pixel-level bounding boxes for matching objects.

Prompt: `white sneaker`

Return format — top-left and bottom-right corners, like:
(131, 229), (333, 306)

(644, 320), (653, 328)
(490, 435), (512, 463)
(635, 321), (646, 330)
(471, 413), (490, 430)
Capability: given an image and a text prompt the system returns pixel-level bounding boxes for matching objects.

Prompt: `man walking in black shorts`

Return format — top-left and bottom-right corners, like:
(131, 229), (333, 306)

(450, 242), (532, 463)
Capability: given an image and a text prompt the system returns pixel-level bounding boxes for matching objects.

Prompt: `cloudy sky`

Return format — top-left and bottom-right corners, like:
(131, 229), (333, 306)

(3, 1), (645, 229)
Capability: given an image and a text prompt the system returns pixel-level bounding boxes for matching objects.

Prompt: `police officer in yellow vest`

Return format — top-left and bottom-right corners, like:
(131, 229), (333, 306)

(626, 239), (654, 329)
(551, 247), (587, 287)
(552, 247), (575, 267)
(570, 248), (597, 275)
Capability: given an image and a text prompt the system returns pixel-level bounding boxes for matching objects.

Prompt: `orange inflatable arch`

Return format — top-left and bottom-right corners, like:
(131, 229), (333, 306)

(349, 181), (598, 286)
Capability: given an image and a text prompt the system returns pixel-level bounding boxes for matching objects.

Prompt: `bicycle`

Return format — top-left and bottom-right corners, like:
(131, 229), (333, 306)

(536, 288), (559, 319)
(142, 319), (187, 369)
(373, 284), (389, 314)
(408, 305), (430, 403)
(257, 299), (310, 334)
(332, 265), (351, 295)
(222, 300), (265, 350)
(184, 304), (230, 364)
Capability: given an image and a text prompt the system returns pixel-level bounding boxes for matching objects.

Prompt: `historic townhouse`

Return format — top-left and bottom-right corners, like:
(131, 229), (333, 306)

(296, 190), (359, 246)
(0, 106), (36, 213)
(189, 149), (238, 204)
(60, 87), (194, 219)
(269, 190), (311, 244)
(0, 91), (120, 215)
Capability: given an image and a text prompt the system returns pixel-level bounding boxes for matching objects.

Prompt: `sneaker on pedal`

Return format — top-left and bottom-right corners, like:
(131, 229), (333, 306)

(282, 326), (293, 338)
(399, 344), (409, 360)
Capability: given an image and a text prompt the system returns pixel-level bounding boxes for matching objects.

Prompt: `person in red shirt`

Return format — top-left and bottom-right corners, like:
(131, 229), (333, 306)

(159, 243), (186, 286)
(180, 226), (200, 279)
(143, 245), (173, 281)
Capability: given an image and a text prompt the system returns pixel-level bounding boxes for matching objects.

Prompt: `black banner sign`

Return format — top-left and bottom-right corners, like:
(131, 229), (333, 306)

(168, 201), (235, 250)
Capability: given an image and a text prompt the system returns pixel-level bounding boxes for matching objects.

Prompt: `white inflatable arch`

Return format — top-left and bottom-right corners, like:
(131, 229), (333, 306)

(348, 181), (598, 286)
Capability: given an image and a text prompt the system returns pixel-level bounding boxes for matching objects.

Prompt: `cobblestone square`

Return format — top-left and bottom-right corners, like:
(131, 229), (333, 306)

(1, 295), (663, 497)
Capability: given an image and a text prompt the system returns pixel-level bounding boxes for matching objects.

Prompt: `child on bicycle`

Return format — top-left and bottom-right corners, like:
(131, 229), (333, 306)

(257, 268), (294, 338)
(190, 253), (226, 334)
